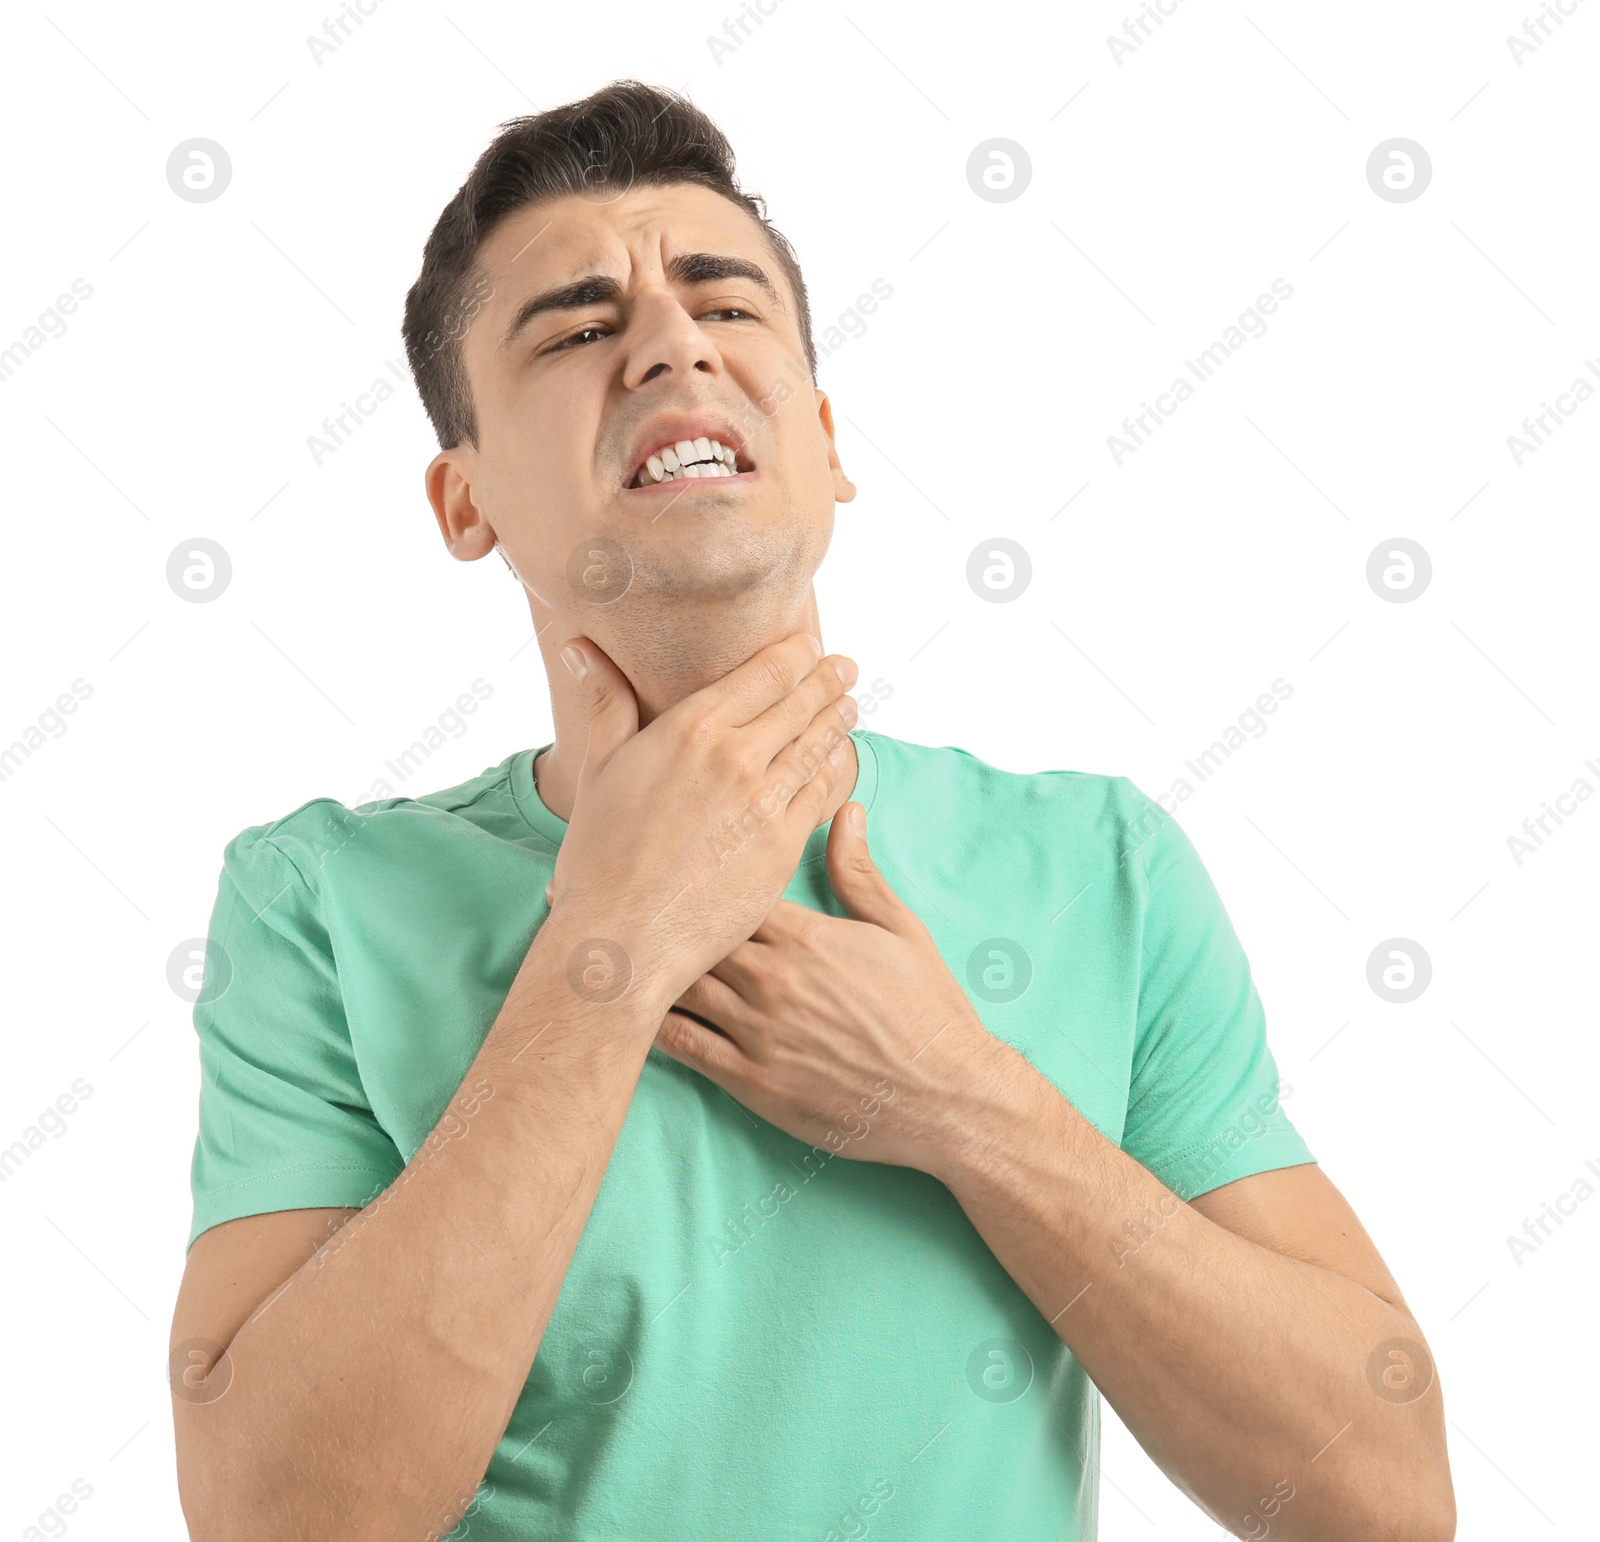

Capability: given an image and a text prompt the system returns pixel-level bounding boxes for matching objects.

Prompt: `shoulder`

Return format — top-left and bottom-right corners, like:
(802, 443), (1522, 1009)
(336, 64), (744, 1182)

(857, 728), (1164, 864)
(211, 750), (528, 897)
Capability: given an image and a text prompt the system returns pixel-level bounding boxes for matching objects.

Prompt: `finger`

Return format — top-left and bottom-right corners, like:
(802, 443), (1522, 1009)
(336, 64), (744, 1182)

(561, 636), (638, 776)
(654, 1009), (743, 1080)
(670, 632), (828, 738)
(748, 898), (814, 944)
(676, 971), (754, 1038)
(763, 691), (857, 823)
(780, 721), (854, 837)
(739, 651), (858, 764)
(825, 802), (920, 935)
(746, 902), (832, 964)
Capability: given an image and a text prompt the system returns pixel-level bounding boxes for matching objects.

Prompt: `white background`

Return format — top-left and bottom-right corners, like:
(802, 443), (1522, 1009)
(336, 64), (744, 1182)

(1, 1), (1595, 1536)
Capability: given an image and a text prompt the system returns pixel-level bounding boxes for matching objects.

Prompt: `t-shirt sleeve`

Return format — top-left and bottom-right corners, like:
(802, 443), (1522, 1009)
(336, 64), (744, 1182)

(186, 822), (405, 1253)
(1117, 785), (1314, 1201)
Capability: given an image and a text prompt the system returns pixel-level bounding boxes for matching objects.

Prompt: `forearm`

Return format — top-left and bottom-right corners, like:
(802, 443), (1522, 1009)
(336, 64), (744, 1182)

(929, 1039), (1450, 1542)
(181, 910), (664, 1541)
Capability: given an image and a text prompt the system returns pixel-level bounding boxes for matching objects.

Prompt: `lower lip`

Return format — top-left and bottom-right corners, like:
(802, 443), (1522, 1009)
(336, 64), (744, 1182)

(624, 469), (758, 494)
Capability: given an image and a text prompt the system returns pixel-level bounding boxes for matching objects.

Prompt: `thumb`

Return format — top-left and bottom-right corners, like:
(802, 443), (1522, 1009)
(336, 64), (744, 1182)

(825, 803), (916, 934)
(561, 636), (638, 776)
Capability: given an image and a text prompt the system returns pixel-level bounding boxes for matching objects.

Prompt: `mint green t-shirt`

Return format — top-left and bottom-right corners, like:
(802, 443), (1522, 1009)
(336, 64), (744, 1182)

(187, 728), (1313, 1540)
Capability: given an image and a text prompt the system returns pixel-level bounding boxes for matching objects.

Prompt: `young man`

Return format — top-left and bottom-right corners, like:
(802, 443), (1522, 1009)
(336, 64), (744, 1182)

(169, 81), (1454, 1541)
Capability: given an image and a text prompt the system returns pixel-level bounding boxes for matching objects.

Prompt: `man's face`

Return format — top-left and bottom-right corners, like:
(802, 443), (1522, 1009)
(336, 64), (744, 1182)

(431, 181), (854, 620)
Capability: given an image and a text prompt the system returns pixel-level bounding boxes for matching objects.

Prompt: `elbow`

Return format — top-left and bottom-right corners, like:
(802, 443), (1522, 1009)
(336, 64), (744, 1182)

(1356, 1455), (1457, 1542)
(1417, 1485), (1457, 1542)
(1345, 1459), (1456, 1542)
(175, 1443), (245, 1542)
(174, 1405), (284, 1542)
(1284, 1434), (1455, 1542)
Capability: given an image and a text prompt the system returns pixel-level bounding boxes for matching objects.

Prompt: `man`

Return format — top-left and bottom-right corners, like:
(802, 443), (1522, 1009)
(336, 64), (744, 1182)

(169, 80), (1455, 1541)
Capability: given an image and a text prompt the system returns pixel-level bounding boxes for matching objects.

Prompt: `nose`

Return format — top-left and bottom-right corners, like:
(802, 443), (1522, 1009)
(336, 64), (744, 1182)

(623, 289), (723, 389)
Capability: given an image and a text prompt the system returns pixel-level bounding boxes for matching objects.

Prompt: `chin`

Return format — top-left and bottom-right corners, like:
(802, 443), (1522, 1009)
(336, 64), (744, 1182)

(633, 521), (823, 603)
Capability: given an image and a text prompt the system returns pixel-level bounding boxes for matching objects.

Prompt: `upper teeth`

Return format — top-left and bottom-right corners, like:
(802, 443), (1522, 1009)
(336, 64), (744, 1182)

(635, 436), (740, 487)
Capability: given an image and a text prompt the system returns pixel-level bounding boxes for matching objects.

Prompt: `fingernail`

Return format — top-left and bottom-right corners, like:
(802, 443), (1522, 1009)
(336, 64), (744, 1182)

(849, 802), (865, 832)
(839, 656), (859, 688)
(807, 634), (823, 658)
(560, 644), (588, 681)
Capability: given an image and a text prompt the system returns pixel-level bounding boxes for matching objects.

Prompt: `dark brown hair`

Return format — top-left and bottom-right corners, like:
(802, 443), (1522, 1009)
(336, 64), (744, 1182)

(401, 79), (816, 451)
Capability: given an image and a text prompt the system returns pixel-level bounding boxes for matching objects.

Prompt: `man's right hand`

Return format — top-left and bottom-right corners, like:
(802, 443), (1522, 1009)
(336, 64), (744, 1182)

(539, 631), (858, 1013)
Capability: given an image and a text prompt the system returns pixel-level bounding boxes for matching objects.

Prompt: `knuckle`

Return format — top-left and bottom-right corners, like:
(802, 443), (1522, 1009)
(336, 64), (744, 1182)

(804, 752), (840, 797)
(682, 704), (722, 753)
(714, 735), (757, 782)
(759, 654), (794, 695)
(796, 663), (840, 720)
(660, 1014), (697, 1056)
(798, 726), (841, 776)
(753, 770), (790, 816)
(787, 916), (819, 952)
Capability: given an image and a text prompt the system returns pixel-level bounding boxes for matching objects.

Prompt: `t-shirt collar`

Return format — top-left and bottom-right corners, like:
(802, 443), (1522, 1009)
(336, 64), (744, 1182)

(509, 729), (880, 869)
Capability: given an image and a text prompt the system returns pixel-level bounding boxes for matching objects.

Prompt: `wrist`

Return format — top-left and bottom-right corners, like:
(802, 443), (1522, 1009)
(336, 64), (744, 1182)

(521, 902), (681, 1025)
(921, 1029), (1055, 1191)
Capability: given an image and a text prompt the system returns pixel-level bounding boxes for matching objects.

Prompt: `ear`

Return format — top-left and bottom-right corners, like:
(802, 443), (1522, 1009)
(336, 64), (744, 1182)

(425, 446), (498, 561)
(815, 389), (856, 505)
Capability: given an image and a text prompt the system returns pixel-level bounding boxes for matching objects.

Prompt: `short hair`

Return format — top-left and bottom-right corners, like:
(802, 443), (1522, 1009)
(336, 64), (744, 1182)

(401, 79), (816, 452)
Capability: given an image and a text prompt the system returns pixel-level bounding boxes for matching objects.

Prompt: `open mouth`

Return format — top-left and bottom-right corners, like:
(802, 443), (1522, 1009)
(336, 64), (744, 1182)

(629, 435), (754, 489)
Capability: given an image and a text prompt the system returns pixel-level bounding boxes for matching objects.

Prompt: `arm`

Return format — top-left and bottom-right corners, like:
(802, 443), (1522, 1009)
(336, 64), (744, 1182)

(649, 803), (1455, 1542)
(172, 913), (672, 1539)
(170, 630), (859, 1540)
(928, 1059), (1455, 1542)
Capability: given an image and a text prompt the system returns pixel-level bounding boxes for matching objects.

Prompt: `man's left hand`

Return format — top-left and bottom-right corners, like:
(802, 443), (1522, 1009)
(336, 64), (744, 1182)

(651, 801), (997, 1174)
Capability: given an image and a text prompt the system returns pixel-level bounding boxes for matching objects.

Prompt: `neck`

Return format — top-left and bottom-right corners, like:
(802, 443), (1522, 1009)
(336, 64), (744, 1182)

(529, 585), (858, 826)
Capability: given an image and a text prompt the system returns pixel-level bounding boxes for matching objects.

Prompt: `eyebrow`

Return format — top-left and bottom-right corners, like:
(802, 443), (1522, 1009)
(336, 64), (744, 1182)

(495, 251), (784, 356)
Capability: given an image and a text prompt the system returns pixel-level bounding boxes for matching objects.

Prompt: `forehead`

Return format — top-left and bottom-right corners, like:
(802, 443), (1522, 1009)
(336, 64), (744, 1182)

(476, 181), (772, 297)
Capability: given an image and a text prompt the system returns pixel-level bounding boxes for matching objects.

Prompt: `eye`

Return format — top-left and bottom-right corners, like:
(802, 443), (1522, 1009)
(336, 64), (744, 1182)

(545, 306), (755, 354)
(548, 324), (610, 353)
